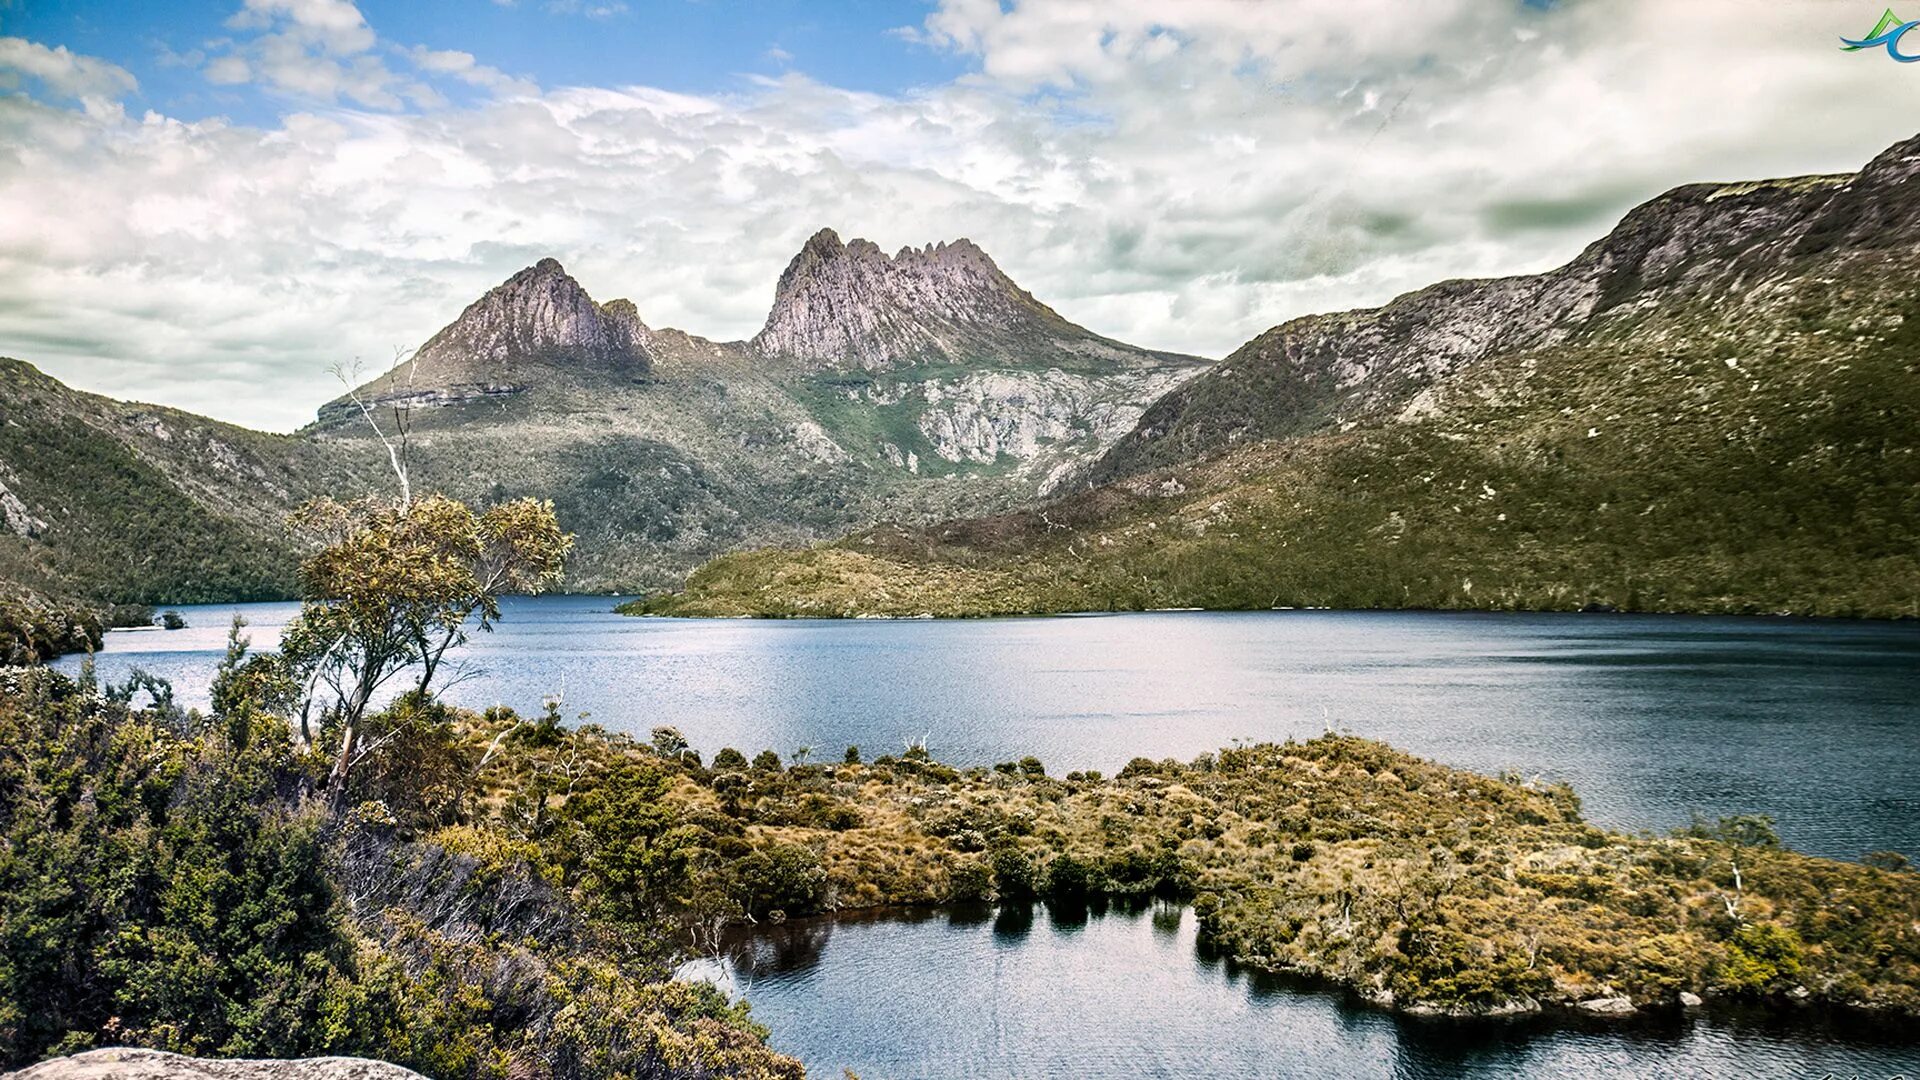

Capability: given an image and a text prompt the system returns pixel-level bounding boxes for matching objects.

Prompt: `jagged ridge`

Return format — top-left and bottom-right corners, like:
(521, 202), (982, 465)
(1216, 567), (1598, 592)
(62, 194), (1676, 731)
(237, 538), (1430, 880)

(750, 227), (1168, 371)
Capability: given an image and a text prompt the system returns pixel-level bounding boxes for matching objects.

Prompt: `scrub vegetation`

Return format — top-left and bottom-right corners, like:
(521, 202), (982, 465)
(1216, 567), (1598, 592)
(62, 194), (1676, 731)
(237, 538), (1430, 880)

(8, 488), (1918, 1078)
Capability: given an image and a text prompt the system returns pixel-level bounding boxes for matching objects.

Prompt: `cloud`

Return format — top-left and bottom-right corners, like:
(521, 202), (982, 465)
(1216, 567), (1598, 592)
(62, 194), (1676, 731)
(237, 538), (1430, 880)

(405, 46), (536, 96)
(542, 0), (629, 19)
(0, 37), (138, 101)
(0, 0), (1917, 432)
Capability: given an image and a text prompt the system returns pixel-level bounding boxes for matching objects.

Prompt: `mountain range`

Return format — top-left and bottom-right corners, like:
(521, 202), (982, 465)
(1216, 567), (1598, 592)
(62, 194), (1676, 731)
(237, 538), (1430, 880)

(650, 135), (1920, 619)
(9, 134), (1920, 649)
(0, 228), (1208, 652)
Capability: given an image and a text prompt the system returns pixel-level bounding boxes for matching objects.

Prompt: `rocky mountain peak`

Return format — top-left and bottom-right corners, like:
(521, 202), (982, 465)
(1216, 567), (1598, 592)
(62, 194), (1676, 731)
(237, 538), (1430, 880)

(339, 259), (653, 412)
(751, 227), (1071, 370)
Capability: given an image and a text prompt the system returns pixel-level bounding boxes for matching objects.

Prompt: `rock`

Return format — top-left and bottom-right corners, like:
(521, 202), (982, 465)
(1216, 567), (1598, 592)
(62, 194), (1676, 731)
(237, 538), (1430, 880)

(750, 227), (1206, 381)
(1576, 995), (1638, 1016)
(4, 1049), (425, 1080)
(1678, 990), (1704, 1008)
(1401, 994), (1540, 1018)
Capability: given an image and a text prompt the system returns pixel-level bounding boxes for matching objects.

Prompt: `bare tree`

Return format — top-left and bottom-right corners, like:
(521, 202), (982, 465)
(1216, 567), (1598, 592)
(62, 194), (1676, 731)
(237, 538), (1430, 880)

(330, 346), (419, 508)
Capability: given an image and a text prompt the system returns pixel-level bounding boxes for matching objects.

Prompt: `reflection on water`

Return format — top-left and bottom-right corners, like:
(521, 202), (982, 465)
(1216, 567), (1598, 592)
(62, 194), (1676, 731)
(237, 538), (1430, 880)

(693, 901), (1920, 1080)
(61, 599), (1920, 859)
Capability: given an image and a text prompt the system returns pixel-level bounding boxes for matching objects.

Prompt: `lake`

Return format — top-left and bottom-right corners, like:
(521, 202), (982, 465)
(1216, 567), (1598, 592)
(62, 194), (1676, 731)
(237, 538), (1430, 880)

(64, 598), (1920, 859)
(688, 900), (1920, 1079)
(62, 599), (1920, 1076)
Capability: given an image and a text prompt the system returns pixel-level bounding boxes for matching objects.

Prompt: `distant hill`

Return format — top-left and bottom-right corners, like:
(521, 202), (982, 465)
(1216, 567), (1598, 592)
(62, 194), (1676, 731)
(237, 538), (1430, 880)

(650, 135), (1920, 619)
(0, 231), (1207, 652)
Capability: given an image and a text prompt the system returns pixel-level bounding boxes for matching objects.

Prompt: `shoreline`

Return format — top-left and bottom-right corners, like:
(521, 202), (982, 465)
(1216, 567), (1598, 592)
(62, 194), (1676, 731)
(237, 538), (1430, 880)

(702, 896), (1920, 1036)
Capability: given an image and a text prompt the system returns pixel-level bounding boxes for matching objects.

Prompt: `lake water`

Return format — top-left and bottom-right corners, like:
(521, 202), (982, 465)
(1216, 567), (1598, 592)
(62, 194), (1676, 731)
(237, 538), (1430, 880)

(690, 900), (1920, 1079)
(61, 599), (1920, 1076)
(64, 598), (1920, 859)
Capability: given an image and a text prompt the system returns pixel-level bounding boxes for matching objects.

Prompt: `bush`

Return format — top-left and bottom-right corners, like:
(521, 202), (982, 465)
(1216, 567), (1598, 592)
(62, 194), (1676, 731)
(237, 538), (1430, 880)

(730, 844), (828, 919)
(947, 859), (993, 902)
(1045, 853), (1092, 898)
(990, 847), (1040, 899)
(1719, 923), (1806, 995)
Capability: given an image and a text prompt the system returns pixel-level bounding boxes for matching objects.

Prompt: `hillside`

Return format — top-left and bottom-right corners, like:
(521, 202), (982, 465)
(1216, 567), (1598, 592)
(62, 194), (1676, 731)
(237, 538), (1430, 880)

(645, 136), (1920, 619)
(0, 231), (1206, 650)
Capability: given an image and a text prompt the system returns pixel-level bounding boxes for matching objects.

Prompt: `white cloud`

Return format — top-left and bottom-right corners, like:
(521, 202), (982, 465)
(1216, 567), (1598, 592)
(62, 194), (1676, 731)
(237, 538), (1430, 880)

(0, 36), (138, 101)
(0, 0), (1917, 433)
(543, 0), (629, 19)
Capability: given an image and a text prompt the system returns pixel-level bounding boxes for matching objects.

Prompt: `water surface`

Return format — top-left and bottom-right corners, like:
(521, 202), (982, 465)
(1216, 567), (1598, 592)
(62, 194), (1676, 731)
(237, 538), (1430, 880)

(694, 900), (1920, 1079)
(62, 599), (1920, 859)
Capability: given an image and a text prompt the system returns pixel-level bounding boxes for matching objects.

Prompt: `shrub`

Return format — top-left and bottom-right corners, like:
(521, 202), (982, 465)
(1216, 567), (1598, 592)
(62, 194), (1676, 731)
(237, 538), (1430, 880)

(1718, 923), (1806, 995)
(990, 846), (1040, 899)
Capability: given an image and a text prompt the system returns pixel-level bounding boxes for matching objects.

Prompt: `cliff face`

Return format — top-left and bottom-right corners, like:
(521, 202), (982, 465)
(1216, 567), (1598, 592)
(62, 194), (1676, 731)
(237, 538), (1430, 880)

(750, 228), (1127, 371)
(323, 259), (653, 419)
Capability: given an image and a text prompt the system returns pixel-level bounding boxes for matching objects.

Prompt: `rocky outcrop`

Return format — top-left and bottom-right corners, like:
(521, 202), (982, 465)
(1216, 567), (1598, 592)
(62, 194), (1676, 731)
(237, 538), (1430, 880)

(750, 228), (1198, 375)
(4, 1049), (423, 1080)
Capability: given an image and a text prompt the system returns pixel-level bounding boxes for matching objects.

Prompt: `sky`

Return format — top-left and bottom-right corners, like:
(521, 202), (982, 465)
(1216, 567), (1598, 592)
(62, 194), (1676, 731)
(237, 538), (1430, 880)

(2, 0), (1918, 431)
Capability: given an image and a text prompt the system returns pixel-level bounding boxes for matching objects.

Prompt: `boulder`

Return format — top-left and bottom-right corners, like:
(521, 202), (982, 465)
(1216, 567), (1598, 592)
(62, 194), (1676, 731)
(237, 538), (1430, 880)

(4, 1049), (425, 1080)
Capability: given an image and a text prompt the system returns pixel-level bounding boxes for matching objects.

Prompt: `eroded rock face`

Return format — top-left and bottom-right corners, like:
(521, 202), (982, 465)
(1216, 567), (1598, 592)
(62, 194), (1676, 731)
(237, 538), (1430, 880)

(5, 1049), (425, 1080)
(859, 366), (1197, 483)
(752, 228), (1134, 372)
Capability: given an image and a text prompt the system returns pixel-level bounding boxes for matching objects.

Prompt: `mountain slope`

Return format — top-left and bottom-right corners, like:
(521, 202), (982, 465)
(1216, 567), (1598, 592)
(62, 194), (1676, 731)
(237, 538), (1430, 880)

(647, 136), (1920, 618)
(0, 359), (383, 606)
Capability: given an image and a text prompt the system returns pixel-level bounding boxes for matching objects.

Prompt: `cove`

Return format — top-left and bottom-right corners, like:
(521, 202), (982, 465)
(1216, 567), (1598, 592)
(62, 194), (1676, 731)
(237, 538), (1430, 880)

(693, 900), (1920, 1079)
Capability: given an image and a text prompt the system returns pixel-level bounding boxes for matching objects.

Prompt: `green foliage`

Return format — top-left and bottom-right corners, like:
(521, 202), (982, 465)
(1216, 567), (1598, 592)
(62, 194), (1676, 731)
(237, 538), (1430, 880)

(1719, 923), (1806, 995)
(727, 845), (828, 920)
(0, 670), (344, 1063)
(280, 493), (570, 801)
(990, 847), (1040, 899)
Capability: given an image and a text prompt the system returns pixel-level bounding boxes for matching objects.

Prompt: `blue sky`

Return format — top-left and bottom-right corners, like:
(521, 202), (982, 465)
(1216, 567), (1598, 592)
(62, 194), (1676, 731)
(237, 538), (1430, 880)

(17, 0), (971, 114)
(1, 1), (966, 122)
(2, 0), (1917, 430)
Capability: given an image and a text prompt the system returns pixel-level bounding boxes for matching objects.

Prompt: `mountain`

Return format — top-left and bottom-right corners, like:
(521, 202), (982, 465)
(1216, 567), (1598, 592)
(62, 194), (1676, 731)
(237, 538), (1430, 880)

(0, 230), (1207, 652)
(648, 135), (1920, 619)
(319, 258), (653, 421)
(753, 227), (1168, 371)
